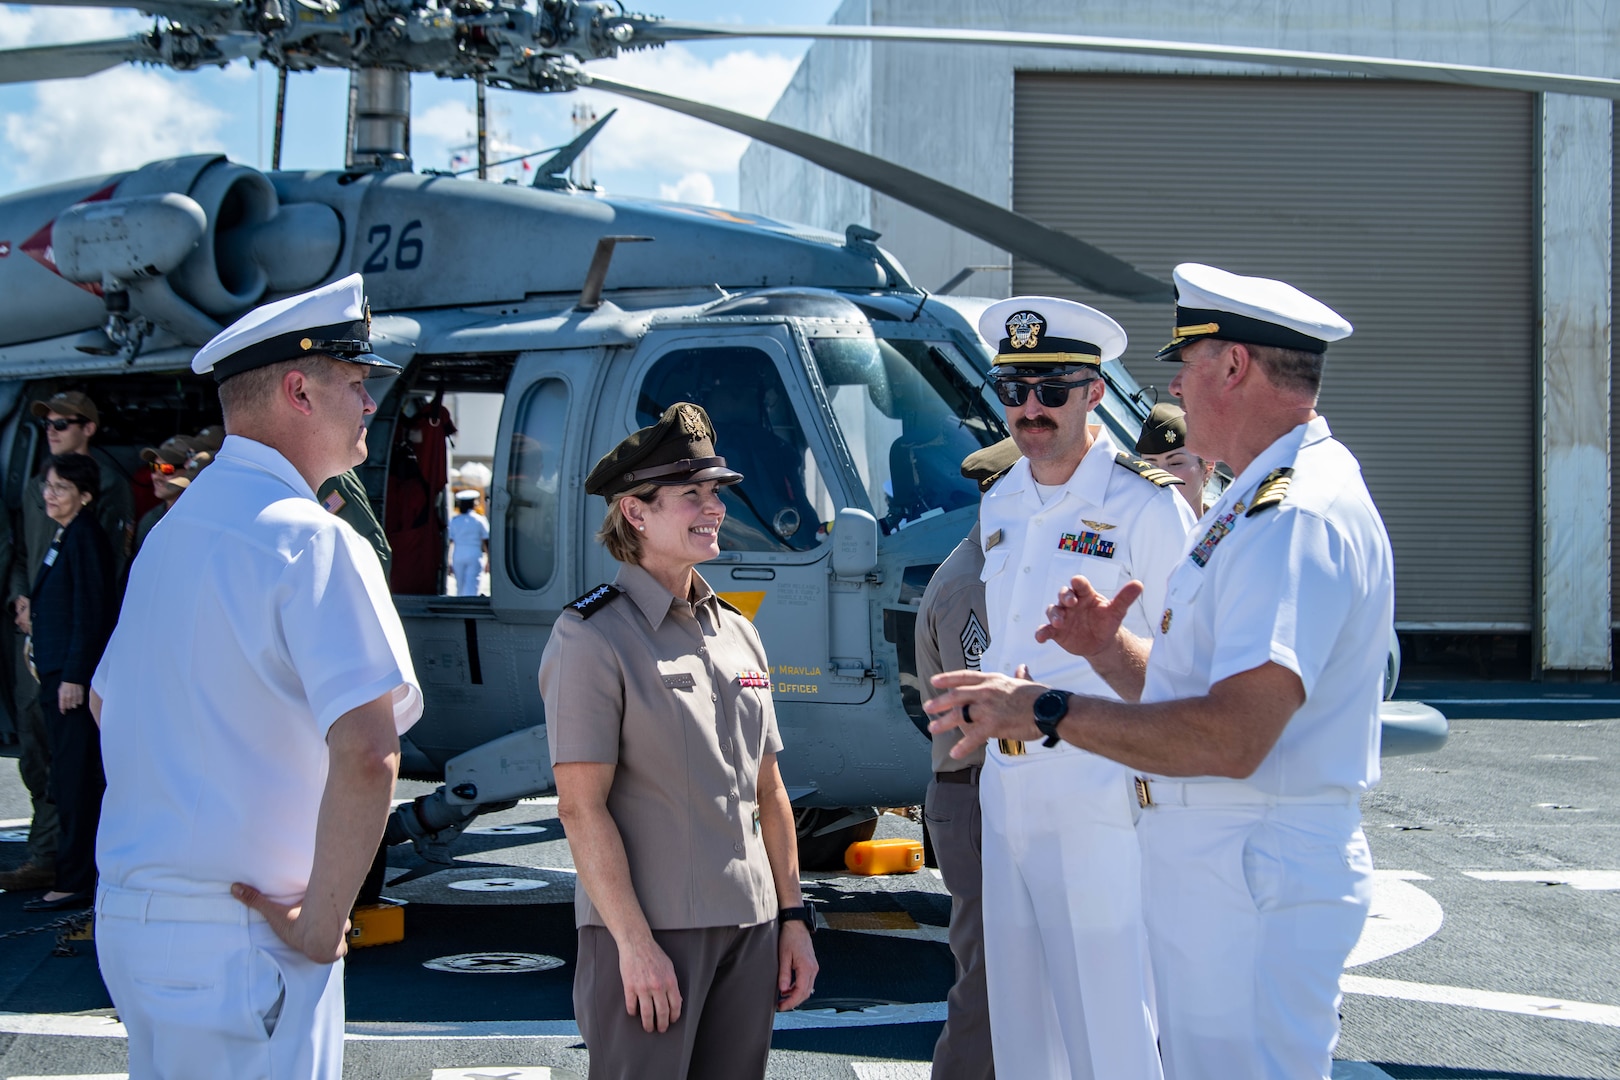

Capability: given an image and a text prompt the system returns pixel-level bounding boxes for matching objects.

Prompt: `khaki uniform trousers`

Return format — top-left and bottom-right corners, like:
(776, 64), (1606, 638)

(575, 920), (778, 1080)
(980, 748), (1162, 1080)
(924, 772), (993, 1080)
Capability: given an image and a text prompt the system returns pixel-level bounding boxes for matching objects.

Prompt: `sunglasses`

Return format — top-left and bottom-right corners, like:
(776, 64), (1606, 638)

(992, 376), (1098, 409)
(150, 461), (183, 476)
(39, 417), (88, 432)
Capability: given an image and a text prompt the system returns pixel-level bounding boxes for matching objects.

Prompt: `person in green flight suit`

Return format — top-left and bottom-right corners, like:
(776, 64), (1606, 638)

(318, 469), (392, 581)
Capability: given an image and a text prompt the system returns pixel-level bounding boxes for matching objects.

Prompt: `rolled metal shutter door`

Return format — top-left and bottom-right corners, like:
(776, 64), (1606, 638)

(1012, 74), (1535, 629)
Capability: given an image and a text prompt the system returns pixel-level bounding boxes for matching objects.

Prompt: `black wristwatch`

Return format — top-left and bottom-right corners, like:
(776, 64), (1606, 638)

(779, 904), (816, 935)
(1032, 689), (1072, 748)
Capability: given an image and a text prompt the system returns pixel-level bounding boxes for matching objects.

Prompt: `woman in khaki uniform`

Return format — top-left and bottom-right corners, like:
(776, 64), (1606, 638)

(539, 402), (818, 1080)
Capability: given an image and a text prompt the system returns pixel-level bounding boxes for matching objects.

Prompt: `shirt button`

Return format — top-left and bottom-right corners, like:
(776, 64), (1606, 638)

(721, 739), (732, 752)
(1022, 566), (1030, 574)
(1013, 614), (1021, 622)
(711, 693), (718, 702)
(733, 842), (743, 853)
(728, 790), (738, 801)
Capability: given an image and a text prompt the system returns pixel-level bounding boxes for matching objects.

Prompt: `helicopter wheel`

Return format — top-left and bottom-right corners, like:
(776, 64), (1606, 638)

(793, 807), (879, 872)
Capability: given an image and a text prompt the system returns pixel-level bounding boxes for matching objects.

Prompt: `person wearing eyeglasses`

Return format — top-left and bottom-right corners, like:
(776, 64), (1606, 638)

(132, 436), (211, 560)
(968, 298), (1195, 1080)
(0, 391), (133, 897)
(20, 452), (117, 912)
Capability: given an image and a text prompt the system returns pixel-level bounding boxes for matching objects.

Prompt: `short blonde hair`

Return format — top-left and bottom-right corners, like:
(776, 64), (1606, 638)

(596, 483), (661, 563)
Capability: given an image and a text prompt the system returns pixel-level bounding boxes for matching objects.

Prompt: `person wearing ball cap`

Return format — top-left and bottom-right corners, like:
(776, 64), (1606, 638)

(930, 265), (1390, 1080)
(91, 274), (420, 1080)
(967, 297), (1195, 1080)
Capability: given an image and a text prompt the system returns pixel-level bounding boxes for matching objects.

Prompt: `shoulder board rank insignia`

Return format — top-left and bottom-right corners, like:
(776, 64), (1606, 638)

(1245, 468), (1295, 517)
(1114, 452), (1184, 487)
(564, 583), (621, 618)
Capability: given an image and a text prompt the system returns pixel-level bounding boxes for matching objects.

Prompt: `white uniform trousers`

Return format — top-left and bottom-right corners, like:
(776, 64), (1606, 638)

(96, 885), (345, 1080)
(452, 558), (482, 597)
(980, 748), (1162, 1080)
(1137, 795), (1373, 1080)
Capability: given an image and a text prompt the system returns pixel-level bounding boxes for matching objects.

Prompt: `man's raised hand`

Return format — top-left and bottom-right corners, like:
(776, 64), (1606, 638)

(1035, 575), (1144, 657)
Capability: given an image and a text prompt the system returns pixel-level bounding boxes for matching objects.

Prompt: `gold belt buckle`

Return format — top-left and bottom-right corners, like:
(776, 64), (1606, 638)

(997, 739), (1026, 756)
(1134, 776), (1153, 808)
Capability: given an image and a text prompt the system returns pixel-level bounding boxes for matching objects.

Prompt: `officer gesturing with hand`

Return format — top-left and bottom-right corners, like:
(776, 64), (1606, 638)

(930, 265), (1391, 1080)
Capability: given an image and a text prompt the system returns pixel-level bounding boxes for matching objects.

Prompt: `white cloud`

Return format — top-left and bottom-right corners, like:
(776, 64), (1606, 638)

(578, 45), (800, 175)
(2, 67), (227, 187)
(0, 4), (144, 47)
(658, 170), (718, 205)
(414, 99), (476, 143)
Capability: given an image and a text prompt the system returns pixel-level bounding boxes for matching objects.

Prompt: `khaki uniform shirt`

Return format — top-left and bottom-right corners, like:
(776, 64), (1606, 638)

(539, 561), (784, 932)
(916, 532), (988, 774)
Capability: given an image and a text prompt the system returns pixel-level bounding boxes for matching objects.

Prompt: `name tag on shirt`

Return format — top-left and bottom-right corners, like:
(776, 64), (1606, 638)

(984, 528), (1004, 551)
(662, 673), (696, 690)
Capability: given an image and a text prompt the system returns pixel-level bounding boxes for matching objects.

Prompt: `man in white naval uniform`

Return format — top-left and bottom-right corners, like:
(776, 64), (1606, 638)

(91, 274), (423, 1080)
(971, 297), (1195, 1080)
(928, 264), (1390, 1080)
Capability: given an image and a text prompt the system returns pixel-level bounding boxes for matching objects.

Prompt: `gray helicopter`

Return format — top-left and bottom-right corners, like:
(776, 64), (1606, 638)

(0, 0), (1501, 869)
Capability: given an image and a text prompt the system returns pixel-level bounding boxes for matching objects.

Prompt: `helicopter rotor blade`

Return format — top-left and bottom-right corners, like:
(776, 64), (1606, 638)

(579, 73), (1171, 302)
(0, 30), (257, 84)
(627, 22), (1620, 101)
(0, 37), (159, 84)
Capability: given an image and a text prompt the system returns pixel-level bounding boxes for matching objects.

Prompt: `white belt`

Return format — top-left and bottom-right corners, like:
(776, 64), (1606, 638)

(1136, 778), (1358, 809)
(96, 885), (262, 925)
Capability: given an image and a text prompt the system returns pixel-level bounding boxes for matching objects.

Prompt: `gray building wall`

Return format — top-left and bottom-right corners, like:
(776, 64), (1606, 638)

(739, 0), (1617, 673)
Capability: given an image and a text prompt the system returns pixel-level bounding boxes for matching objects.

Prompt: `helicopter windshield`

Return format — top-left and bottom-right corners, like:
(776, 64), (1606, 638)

(807, 336), (1008, 534)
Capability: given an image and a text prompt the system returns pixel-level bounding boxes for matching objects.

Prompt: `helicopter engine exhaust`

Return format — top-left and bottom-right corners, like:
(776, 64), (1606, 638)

(0, 155), (343, 350)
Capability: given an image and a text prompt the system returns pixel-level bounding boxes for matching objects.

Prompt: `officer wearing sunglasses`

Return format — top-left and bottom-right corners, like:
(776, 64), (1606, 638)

(964, 297), (1196, 1080)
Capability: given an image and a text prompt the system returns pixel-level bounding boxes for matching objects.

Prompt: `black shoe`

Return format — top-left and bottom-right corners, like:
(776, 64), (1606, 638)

(22, 891), (92, 913)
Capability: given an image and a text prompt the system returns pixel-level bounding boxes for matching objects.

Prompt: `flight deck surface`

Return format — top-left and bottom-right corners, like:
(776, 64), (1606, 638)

(1, 693), (1617, 1079)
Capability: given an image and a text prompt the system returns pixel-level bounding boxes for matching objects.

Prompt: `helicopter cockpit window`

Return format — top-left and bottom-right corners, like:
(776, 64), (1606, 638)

(807, 336), (1007, 534)
(506, 378), (568, 590)
(637, 347), (831, 553)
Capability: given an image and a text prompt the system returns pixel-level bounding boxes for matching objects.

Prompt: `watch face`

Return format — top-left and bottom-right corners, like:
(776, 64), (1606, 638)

(1035, 689), (1069, 723)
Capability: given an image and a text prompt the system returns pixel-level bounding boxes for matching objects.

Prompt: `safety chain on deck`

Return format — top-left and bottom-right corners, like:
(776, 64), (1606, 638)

(0, 910), (93, 956)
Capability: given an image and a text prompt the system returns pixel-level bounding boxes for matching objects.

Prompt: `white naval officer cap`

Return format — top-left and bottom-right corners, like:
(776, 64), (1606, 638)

(977, 296), (1127, 377)
(1156, 263), (1353, 360)
(191, 273), (402, 383)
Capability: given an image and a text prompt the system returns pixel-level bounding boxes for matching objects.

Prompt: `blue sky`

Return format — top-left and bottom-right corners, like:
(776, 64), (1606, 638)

(0, 1), (844, 204)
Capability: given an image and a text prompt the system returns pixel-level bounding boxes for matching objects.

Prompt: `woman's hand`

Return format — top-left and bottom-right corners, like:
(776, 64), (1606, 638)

(776, 921), (818, 1011)
(58, 681), (85, 712)
(619, 933), (683, 1033)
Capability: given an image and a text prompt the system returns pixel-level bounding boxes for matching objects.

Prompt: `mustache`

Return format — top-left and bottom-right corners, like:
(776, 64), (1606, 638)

(1015, 417), (1058, 432)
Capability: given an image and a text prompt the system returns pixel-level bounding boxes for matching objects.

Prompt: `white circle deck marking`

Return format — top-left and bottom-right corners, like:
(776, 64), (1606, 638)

(448, 877), (550, 892)
(423, 952), (565, 974)
(1345, 870), (1444, 968)
(465, 824), (546, 835)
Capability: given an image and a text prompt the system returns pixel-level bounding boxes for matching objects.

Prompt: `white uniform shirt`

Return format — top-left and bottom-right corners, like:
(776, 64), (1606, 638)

(1143, 417), (1393, 795)
(980, 425), (1196, 696)
(94, 436), (423, 903)
(448, 510), (489, 560)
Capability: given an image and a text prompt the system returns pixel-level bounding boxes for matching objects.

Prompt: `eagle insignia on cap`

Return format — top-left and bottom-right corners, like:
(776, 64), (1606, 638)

(675, 403), (708, 438)
(1005, 310), (1045, 350)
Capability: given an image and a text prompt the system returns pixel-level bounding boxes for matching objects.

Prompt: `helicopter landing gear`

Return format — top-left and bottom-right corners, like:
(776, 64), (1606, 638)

(794, 806), (879, 872)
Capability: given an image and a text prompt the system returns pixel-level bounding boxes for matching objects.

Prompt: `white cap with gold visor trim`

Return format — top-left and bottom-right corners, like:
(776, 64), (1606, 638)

(977, 295), (1127, 377)
(1156, 263), (1353, 360)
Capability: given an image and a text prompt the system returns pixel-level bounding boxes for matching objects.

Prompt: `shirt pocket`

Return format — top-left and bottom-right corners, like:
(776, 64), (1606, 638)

(1050, 549), (1123, 603)
(1153, 564), (1204, 677)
